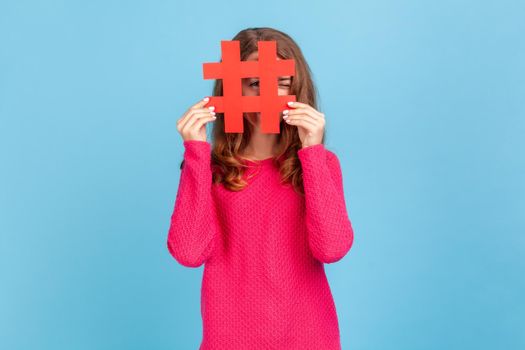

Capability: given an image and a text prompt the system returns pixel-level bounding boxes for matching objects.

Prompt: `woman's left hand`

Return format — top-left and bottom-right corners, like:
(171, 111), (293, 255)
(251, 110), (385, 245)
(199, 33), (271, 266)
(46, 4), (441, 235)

(282, 101), (325, 148)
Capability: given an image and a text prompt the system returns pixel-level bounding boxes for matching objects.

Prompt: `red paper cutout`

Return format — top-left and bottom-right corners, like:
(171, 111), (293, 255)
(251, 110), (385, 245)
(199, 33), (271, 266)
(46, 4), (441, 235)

(202, 40), (296, 133)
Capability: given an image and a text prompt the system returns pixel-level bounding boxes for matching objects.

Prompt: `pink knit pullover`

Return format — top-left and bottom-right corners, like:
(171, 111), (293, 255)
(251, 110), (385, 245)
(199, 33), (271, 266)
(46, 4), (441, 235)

(167, 139), (354, 349)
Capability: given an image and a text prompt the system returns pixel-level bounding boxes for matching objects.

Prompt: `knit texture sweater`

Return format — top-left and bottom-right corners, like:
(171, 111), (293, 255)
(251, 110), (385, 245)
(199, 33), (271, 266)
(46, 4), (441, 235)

(167, 140), (354, 350)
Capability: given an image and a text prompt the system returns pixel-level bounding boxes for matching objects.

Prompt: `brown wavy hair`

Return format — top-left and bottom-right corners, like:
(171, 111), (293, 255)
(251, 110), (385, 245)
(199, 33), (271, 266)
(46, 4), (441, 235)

(191, 27), (323, 195)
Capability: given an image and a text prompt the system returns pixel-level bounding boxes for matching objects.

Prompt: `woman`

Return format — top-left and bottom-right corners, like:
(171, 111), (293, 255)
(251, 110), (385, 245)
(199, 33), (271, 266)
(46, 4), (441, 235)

(167, 27), (354, 350)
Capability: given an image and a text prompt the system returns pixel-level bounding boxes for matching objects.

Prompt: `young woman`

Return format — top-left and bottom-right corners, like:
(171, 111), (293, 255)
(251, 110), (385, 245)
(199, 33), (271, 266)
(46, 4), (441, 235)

(167, 27), (354, 350)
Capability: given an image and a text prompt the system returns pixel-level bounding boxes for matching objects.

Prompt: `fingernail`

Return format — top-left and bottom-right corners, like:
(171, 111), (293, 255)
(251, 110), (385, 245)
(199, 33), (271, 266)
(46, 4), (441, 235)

(210, 111), (216, 115)
(203, 97), (210, 102)
(283, 110), (289, 115)
(287, 101), (294, 106)
(283, 114), (288, 119)
(208, 106), (215, 111)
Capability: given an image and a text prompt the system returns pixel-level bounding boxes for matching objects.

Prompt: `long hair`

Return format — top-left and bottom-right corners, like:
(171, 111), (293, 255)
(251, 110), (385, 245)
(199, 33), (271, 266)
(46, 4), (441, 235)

(191, 27), (323, 195)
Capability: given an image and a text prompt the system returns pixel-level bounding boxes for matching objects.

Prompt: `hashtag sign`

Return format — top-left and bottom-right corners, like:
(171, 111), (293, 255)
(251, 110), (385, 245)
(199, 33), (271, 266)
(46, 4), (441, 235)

(202, 40), (296, 133)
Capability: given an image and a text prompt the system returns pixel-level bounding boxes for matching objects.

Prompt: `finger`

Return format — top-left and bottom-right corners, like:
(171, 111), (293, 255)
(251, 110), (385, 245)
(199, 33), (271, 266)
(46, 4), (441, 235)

(283, 110), (323, 125)
(191, 97), (211, 110)
(179, 107), (215, 123)
(284, 115), (318, 130)
(178, 106), (216, 128)
(190, 115), (217, 133)
(286, 101), (319, 115)
(177, 96), (213, 128)
(284, 109), (323, 122)
(179, 111), (215, 132)
(182, 112), (217, 133)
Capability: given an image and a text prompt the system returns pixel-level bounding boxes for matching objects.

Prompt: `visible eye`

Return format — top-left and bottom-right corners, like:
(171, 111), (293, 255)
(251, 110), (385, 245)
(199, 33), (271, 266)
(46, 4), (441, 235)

(249, 80), (259, 87)
(279, 78), (291, 88)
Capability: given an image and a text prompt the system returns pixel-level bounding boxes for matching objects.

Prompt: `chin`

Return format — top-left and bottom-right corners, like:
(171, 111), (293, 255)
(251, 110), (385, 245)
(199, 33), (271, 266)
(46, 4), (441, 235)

(244, 112), (259, 122)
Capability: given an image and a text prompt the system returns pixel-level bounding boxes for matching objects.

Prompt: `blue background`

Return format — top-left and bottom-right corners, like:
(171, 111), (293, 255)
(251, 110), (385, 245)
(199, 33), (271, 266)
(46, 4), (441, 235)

(1, 0), (524, 349)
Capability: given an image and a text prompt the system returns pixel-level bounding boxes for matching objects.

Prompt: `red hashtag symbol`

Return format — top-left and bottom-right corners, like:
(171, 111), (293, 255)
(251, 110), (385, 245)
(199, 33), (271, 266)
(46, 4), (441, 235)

(202, 40), (296, 133)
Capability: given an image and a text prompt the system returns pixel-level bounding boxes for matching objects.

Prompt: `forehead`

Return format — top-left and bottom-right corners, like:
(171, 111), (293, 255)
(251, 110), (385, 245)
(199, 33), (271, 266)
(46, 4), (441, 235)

(244, 51), (292, 80)
(245, 51), (283, 61)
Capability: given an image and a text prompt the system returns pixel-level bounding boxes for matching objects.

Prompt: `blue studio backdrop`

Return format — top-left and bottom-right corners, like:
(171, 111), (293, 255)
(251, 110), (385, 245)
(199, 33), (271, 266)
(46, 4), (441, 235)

(1, 0), (524, 349)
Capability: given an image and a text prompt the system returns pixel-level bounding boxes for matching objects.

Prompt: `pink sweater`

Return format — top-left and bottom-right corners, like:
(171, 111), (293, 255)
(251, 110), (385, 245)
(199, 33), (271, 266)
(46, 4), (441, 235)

(167, 140), (354, 349)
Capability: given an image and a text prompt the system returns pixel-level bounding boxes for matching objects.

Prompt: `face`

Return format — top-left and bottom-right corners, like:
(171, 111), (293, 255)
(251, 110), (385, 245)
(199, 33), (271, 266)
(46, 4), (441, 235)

(241, 51), (292, 123)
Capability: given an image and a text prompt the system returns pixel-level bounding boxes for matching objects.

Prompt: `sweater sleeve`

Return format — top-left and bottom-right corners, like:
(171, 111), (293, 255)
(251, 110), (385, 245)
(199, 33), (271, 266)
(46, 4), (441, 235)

(297, 143), (354, 264)
(167, 140), (219, 268)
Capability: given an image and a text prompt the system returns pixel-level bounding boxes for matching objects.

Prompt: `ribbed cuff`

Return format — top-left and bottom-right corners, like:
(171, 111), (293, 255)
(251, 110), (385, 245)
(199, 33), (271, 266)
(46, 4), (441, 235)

(297, 143), (326, 161)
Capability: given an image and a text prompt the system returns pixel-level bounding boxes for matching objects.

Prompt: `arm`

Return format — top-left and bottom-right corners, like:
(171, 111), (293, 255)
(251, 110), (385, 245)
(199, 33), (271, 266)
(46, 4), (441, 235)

(167, 140), (219, 268)
(297, 144), (354, 264)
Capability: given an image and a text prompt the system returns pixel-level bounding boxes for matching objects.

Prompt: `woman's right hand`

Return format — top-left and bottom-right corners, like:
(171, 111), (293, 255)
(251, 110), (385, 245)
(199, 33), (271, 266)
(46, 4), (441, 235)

(176, 97), (216, 142)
